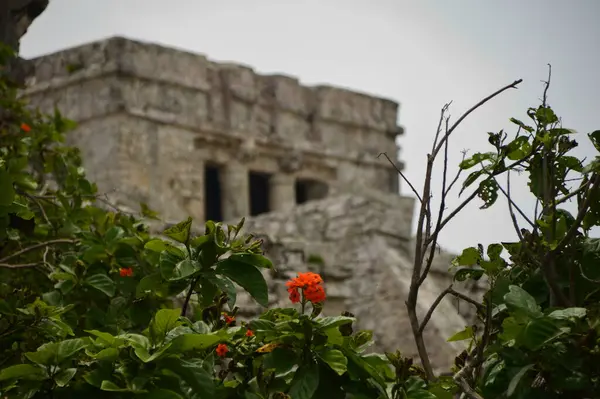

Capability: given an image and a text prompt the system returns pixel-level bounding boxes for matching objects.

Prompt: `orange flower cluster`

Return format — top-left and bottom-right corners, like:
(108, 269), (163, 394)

(285, 272), (326, 304)
(245, 329), (254, 337)
(119, 267), (133, 277)
(216, 343), (228, 357)
(21, 123), (31, 132)
(222, 313), (235, 325)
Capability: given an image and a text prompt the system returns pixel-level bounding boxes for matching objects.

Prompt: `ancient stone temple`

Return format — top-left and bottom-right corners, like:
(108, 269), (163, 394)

(21, 37), (482, 371)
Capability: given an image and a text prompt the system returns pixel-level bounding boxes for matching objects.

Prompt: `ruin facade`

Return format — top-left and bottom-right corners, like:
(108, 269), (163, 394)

(21, 37), (482, 371)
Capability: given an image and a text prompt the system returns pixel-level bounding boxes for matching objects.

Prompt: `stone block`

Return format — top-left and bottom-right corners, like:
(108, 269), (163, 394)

(219, 64), (257, 103)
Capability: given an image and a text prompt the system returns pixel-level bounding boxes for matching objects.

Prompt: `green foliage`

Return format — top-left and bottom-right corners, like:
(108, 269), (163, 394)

(0, 49), (414, 399)
(446, 93), (600, 397)
(3, 43), (600, 398)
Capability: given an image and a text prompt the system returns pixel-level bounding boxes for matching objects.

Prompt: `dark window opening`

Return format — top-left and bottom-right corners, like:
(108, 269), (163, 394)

(204, 164), (223, 222)
(249, 171), (271, 216)
(295, 179), (329, 205)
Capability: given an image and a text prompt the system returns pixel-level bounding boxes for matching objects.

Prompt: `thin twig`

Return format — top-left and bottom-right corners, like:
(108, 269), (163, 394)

(419, 120), (451, 288)
(406, 78), (522, 381)
(181, 275), (202, 317)
(378, 152), (423, 203)
(506, 172), (524, 241)
(18, 190), (51, 226)
(0, 262), (39, 268)
(0, 239), (77, 264)
(445, 150), (468, 196)
(418, 285), (484, 335)
(432, 79), (523, 159)
(490, 173), (535, 228)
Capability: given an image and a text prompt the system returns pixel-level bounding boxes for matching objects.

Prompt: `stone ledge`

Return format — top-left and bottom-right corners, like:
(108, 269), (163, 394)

(23, 36), (401, 133)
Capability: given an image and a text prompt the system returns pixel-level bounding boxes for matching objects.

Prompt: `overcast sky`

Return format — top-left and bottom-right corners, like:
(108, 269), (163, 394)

(20, 0), (600, 253)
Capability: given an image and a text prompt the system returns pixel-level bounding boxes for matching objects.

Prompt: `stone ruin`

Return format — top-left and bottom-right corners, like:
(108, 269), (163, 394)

(21, 37), (484, 371)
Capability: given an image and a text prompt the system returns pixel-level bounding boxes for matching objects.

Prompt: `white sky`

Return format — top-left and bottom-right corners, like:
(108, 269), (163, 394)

(21, 0), (600, 253)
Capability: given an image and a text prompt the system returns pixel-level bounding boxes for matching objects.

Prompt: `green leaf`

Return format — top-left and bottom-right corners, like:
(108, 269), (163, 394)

(100, 380), (130, 392)
(547, 307), (587, 320)
(407, 389), (438, 399)
(142, 389), (184, 399)
(319, 349), (348, 376)
(487, 243), (503, 260)
(54, 368), (77, 387)
(453, 268), (484, 282)
(589, 130), (600, 152)
(0, 364), (46, 381)
(57, 338), (89, 362)
(160, 358), (215, 397)
(447, 326), (474, 342)
(509, 118), (534, 133)
(507, 364), (535, 397)
(160, 250), (184, 280)
(169, 333), (225, 352)
(90, 348), (120, 361)
(288, 361), (320, 399)
(263, 347), (298, 373)
(136, 273), (166, 299)
(477, 178), (499, 209)
(25, 338), (88, 366)
(149, 309), (182, 343)
(85, 329), (122, 347)
(451, 247), (481, 268)
(0, 171), (15, 206)
(85, 273), (116, 297)
(169, 259), (201, 281)
(163, 217), (193, 244)
(226, 253), (273, 269)
(314, 316), (355, 331)
(206, 273), (237, 308)
(144, 239), (169, 253)
(133, 342), (172, 363)
(504, 285), (542, 318)
(521, 318), (562, 350)
(216, 259), (268, 307)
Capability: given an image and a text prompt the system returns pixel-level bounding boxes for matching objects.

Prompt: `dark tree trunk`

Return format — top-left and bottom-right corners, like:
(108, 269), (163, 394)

(0, 0), (49, 85)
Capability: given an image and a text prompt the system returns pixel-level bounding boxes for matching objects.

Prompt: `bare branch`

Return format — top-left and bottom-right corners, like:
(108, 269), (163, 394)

(432, 79), (523, 159)
(506, 172), (524, 241)
(406, 77), (522, 381)
(491, 173), (535, 229)
(0, 262), (39, 269)
(378, 152), (423, 203)
(0, 239), (76, 265)
(445, 150), (468, 196)
(418, 285), (484, 335)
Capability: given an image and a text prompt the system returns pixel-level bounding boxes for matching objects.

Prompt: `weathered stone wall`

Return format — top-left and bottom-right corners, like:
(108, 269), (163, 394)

(21, 37), (405, 223)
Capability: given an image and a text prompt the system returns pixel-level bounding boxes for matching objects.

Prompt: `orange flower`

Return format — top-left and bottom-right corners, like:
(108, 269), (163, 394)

(20, 123), (31, 132)
(304, 284), (326, 303)
(223, 313), (235, 325)
(216, 343), (228, 357)
(288, 289), (301, 303)
(286, 272), (326, 304)
(245, 329), (254, 337)
(119, 267), (133, 277)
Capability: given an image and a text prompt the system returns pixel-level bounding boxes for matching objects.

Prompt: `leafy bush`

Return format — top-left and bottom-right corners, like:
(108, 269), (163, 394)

(0, 46), (427, 399)
(2, 39), (600, 399)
